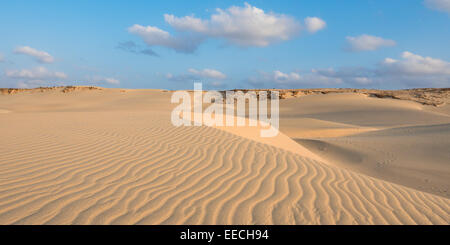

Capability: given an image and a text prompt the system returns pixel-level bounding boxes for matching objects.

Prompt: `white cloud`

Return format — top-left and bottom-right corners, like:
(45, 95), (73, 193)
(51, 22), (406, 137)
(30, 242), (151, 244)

(166, 3), (301, 46)
(272, 70), (302, 82)
(247, 52), (450, 89)
(16, 80), (65, 89)
(128, 24), (202, 53)
(424, 0), (450, 14)
(5, 66), (67, 79)
(87, 76), (121, 85)
(316, 52), (450, 87)
(304, 17), (327, 33)
(346, 35), (396, 52)
(164, 14), (209, 33)
(167, 68), (227, 82)
(130, 3), (308, 52)
(4, 66), (67, 88)
(380, 51), (450, 76)
(248, 70), (343, 88)
(188, 68), (227, 79)
(0, 53), (4, 62)
(312, 67), (374, 85)
(104, 78), (120, 85)
(128, 25), (171, 45)
(14, 46), (54, 63)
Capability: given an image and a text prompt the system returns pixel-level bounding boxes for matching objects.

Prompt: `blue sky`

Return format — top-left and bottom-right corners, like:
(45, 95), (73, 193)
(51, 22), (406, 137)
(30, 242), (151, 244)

(1, 0), (449, 89)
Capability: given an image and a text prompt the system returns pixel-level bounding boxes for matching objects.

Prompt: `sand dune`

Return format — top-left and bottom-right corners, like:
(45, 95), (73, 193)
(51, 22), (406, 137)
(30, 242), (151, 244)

(0, 87), (448, 224)
(277, 92), (450, 199)
(279, 93), (450, 128)
(297, 123), (450, 198)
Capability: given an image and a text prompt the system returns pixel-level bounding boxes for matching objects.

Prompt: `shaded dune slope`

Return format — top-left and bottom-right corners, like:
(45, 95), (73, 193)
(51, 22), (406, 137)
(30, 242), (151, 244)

(297, 123), (450, 198)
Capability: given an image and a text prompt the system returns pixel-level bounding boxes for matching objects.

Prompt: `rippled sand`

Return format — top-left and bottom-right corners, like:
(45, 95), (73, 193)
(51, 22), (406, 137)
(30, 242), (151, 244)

(0, 87), (448, 224)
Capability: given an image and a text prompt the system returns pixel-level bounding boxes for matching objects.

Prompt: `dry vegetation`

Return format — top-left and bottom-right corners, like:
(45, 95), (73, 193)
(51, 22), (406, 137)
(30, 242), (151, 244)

(0, 86), (102, 95)
(221, 88), (450, 107)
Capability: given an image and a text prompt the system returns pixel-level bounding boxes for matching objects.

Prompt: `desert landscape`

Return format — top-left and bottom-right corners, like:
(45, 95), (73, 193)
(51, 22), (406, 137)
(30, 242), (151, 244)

(0, 86), (448, 225)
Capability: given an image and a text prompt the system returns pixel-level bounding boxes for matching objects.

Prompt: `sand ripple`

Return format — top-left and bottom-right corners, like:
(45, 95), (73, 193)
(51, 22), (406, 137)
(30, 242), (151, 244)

(0, 111), (448, 225)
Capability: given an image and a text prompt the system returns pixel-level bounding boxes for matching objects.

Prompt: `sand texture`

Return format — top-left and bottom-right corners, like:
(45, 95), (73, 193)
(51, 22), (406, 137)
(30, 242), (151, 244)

(0, 87), (448, 224)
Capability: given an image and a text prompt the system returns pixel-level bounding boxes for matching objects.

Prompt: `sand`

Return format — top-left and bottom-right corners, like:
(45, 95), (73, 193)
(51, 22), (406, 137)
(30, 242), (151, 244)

(0, 87), (448, 224)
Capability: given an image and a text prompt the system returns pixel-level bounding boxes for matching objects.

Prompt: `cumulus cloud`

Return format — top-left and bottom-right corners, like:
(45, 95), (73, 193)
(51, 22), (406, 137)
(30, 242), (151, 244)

(5, 66), (67, 79)
(167, 68), (227, 82)
(271, 70), (302, 82)
(346, 35), (396, 52)
(4, 66), (67, 88)
(424, 0), (450, 13)
(128, 24), (203, 53)
(246, 52), (450, 89)
(304, 17), (327, 33)
(164, 14), (209, 33)
(14, 46), (54, 63)
(116, 41), (159, 57)
(187, 68), (227, 79)
(129, 3), (317, 53)
(316, 52), (450, 87)
(380, 51), (450, 76)
(165, 3), (301, 46)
